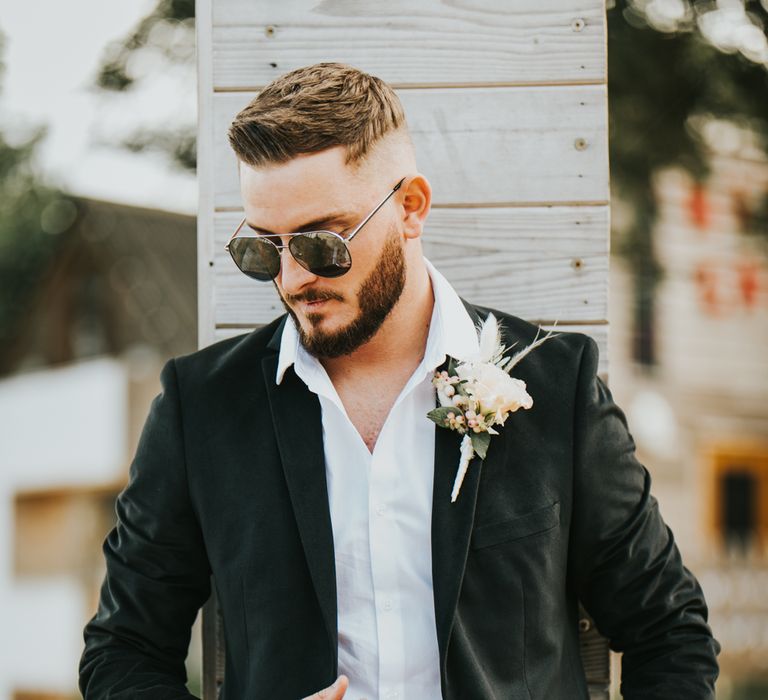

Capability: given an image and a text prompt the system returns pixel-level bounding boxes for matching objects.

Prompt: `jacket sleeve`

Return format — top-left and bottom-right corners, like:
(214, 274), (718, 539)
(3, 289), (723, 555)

(568, 335), (720, 699)
(79, 358), (211, 699)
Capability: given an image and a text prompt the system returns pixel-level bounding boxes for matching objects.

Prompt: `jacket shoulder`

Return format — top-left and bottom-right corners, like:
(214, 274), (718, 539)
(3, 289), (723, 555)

(171, 314), (286, 389)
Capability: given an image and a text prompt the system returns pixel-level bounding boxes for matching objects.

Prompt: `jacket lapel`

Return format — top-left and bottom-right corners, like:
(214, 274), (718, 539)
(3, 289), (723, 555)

(430, 297), (480, 675)
(261, 333), (338, 671)
(430, 300), (503, 676)
(431, 420), (484, 670)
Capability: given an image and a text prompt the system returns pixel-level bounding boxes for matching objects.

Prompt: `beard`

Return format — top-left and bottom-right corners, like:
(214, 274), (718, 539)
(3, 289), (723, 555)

(278, 228), (406, 359)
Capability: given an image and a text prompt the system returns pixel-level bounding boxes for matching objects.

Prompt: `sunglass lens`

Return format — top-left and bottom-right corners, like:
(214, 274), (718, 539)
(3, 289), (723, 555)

(289, 232), (351, 278)
(228, 237), (280, 281)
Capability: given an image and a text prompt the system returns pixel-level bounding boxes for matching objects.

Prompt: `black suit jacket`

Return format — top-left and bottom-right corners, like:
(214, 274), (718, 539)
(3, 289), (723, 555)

(79, 303), (720, 699)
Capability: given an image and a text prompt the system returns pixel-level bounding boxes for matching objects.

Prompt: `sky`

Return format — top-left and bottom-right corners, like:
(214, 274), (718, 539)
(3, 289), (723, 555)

(1, 0), (197, 214)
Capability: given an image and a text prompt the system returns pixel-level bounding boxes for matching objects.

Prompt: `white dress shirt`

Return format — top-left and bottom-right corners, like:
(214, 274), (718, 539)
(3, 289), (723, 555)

(276, 259), (479, 700)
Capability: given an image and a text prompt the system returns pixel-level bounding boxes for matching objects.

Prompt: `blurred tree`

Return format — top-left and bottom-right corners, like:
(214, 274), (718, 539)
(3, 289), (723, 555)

(95, 0), (196, 171)
(610, 0), (768, 257)
(0, 30), (78, 366)
(608, 0), (768, 365)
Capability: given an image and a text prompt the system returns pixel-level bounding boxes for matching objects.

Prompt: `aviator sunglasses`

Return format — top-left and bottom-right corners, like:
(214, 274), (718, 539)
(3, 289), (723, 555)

(225, 177), (406, 281)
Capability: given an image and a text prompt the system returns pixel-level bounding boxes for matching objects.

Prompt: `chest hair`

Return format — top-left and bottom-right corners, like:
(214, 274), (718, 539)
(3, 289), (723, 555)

(334, 374), (413, 453)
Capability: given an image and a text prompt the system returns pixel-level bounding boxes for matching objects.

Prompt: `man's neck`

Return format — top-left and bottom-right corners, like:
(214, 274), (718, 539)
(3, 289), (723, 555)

(320, 260), (434, 453)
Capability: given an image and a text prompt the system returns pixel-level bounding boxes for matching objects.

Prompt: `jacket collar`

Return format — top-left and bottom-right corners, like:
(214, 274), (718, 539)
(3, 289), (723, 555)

(261, 352), (339, 672)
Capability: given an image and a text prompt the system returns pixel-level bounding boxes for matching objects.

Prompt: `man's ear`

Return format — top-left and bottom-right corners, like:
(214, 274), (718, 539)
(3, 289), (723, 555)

(400, 174), (432, 240)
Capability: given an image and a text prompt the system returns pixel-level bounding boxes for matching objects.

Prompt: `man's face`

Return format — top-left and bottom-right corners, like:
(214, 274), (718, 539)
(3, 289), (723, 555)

(238, 147), (407, 358)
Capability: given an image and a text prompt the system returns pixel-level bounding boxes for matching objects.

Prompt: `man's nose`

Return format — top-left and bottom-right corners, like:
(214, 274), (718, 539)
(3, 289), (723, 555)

(277, 245), (319, 295)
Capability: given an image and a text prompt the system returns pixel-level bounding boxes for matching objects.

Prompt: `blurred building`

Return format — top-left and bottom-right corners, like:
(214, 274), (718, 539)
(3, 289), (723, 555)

(0, 199), (200, 700)
(0, 199), (197, 375)
(608, 143), (768, 698)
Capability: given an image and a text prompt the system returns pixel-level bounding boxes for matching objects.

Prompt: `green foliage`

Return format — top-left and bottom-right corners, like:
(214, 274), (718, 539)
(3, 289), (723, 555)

(0, 28), (76, 351)
(94, 0), (196, 171)
(97, 58), (134, 92)
(427, 406), (461, 427)
(607, 1), (768, 366)
(96, 0), (195, 92)
(122, 126), (196, 171)
(747, 192), (768, 240)
(0, 128), (77, 349)
(470, 431), (491, 460)
(608, 0), (768, 278)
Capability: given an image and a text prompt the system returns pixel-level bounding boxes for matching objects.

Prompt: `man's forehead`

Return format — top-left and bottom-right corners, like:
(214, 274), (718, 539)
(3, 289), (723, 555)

(237, 152), (368, 231)
(241, 151), (362, 193)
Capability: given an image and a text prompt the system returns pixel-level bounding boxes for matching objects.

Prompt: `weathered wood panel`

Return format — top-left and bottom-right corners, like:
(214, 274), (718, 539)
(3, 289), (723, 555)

(213, 85), (609, 210)
(212, 205), (609, 326)
(213, 323), (610, 377)
(212, 0), (606, 90)
(197, 0), (216, 349)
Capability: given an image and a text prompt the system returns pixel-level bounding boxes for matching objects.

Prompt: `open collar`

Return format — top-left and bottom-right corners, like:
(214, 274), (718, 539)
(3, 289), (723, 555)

(274, 257), (479, 386)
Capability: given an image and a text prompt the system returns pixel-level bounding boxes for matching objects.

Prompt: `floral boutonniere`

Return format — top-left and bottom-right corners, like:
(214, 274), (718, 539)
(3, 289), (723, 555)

(428, 314), (559, 502)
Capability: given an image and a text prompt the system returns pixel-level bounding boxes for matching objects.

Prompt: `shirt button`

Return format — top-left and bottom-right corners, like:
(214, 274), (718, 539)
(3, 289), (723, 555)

(375, 502), (387, 515)
(383, 598), (393, 611)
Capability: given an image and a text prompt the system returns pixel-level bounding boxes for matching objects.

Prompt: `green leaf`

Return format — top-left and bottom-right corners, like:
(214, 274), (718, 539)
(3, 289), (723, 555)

(470, 431), (492, 459)
(454, 381), (470, 398)
(427, 406), (461, 428)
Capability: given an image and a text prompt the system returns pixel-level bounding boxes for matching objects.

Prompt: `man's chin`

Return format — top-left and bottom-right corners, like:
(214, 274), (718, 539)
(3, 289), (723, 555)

(293, 311), (371, 359)
(296, 311), (344, 337)
(302, 318), (350, 342)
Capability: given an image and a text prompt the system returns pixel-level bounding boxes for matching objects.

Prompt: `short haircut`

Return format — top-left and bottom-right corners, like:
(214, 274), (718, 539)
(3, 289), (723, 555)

(228, 62), (407, 168)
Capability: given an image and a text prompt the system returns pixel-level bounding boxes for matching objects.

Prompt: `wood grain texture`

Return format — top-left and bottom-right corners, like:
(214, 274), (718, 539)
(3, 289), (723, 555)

(214, 85), (609, 210)
(197, 0), (217, 351)
(212, 0), (606, 89)
(210, 205), (609, 328)
(210, 322), (609, 378)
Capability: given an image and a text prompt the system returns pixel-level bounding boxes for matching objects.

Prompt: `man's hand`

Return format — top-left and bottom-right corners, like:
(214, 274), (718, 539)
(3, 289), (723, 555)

(301, 675), (348, 699)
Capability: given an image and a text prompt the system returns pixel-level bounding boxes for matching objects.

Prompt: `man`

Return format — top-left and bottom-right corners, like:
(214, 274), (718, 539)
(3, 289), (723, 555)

(79, 63), (720, 699)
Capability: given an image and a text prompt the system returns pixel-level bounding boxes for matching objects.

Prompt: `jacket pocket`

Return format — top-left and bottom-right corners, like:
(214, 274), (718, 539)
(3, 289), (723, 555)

(471, 501), (560, 549)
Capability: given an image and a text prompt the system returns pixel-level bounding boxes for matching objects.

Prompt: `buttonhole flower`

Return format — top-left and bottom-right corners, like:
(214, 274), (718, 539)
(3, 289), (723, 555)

(428, 313), (559, 502)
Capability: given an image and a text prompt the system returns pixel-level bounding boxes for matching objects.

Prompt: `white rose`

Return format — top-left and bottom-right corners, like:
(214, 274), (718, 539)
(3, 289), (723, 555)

(456, 361), (533, 418)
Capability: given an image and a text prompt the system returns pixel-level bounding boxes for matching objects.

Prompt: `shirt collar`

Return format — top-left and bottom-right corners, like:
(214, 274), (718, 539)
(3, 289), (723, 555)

(275, 257), (479, 385)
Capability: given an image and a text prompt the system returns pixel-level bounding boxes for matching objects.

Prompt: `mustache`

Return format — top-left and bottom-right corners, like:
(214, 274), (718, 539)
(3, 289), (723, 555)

(283, 289), (344, 304)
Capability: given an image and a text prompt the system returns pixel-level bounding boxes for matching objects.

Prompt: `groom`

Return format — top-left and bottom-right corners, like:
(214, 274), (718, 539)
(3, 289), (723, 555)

(79, 63), (719, 699)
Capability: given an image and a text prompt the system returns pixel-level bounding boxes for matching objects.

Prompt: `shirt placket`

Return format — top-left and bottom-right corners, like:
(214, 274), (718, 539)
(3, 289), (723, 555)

(302, 362), (380, 700)
(368, 433), (404, 700)
(367, 364), (437, 700)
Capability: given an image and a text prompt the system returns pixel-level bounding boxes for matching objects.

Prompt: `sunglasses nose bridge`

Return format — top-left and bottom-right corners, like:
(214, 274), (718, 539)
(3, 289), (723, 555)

(278, 239), (320, 289)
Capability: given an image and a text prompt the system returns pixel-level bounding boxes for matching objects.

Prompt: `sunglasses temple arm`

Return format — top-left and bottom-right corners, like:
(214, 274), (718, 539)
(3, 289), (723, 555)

(346, 177), (405, 243)
(227, 176), (406, 248)
(225, 217), (247, 249)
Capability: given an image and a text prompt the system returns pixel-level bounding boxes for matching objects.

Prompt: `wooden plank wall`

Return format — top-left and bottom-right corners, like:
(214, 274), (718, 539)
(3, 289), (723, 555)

(197, 0), (610, 376)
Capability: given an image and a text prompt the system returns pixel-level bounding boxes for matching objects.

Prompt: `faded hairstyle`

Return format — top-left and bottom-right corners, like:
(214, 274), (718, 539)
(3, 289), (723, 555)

(228, 62), (407, 168)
